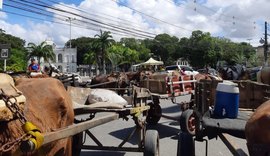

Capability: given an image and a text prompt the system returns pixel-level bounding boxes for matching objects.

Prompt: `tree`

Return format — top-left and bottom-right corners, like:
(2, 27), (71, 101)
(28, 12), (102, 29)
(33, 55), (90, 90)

(93, 30), (114, 74)
(151, 34), (179, 65)
(0, 31), (27, 71)
(27, 41), (55, 64)
(68, 37), (94, 65)
(6, 49), (28, 71)
(84, 50), (98, 75)
(108, 44), (139, 72)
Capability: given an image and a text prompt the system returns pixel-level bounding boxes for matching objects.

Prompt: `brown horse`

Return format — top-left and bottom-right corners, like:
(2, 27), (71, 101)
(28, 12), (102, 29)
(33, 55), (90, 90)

(90, 72), (129, 95)
(0, 75), (74, 155)
(245, 100), (270, 156)
(194, 73), (223, 81)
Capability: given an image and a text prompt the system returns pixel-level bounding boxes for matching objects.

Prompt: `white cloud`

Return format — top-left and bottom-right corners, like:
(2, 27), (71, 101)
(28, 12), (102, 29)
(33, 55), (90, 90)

(0, 12), (7, 19)
(0, 0), (269, 47)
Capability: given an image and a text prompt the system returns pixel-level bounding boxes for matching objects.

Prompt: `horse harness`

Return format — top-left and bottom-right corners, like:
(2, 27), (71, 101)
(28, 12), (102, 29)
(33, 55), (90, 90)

(0, 74), (44, 153)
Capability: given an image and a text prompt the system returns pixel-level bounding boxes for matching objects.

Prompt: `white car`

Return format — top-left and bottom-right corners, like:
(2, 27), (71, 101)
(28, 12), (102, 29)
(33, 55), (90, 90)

(165, 65), (199, 75)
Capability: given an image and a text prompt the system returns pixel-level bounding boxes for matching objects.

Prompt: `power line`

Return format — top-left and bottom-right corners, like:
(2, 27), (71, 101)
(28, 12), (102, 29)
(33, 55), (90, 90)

(111, 0), (193, 32)
(4, 0), (156, 39)
(164, 0), (257, 30)
(44, 0), (146, 30)
(0, 9), (147, 39)
(17, 0), (156, 37)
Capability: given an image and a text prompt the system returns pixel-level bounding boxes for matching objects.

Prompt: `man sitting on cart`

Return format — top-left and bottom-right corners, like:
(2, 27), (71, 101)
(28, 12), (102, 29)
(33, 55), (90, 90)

(28, 58), (42, 76)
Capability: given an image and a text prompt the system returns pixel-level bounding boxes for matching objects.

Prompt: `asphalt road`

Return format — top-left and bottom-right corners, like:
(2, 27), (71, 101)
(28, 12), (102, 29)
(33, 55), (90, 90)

(78, 95), (249, 156)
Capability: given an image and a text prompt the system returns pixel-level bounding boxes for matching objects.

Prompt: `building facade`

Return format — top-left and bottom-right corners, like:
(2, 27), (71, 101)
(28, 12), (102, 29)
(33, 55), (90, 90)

(53, 47), (77, 73)
(255, 45), (269, 66)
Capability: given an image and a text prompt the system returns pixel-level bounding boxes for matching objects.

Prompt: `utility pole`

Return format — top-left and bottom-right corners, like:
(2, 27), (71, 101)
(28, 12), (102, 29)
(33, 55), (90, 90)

(264, 21), (268, 66)
(66, 17), (76, 48)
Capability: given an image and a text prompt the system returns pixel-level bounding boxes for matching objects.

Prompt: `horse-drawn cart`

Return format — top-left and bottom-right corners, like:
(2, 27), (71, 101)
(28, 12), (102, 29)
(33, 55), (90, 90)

(68, 85), (159, 156)
(140, 73), (197, 125)
(178, 79), (270, 156)
(0, 73), (159, 156)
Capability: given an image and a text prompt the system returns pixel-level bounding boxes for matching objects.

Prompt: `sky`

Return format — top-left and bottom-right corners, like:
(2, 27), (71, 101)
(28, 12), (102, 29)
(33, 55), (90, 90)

(0, 0), (269, 47)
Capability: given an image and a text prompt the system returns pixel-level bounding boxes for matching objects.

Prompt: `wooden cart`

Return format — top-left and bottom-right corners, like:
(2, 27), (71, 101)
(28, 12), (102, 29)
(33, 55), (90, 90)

(140, 74), (197, 124)
(14, 85), (160, 156)
(178, 79), (270, 156)
(68, 85), (159, 156)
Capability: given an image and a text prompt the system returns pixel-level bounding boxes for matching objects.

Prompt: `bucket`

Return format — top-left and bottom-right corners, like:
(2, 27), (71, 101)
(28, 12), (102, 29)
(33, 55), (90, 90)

(214, 81), (239, 118)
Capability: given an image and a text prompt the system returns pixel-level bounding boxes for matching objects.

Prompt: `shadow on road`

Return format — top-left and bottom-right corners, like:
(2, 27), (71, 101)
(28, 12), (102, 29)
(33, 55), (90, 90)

(161, 103), (182, 113)
(80, 150), (126, 156)
(109, 126), (140, 145)
(147, 123), (179, 140)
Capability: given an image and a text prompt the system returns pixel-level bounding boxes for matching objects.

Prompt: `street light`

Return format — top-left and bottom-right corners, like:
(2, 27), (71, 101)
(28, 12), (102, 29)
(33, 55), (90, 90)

(247, 38), (252, 44)
(66, 17), (76, 48)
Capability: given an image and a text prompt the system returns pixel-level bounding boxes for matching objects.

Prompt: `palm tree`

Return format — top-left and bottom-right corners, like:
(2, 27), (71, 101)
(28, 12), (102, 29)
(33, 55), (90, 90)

(84, 50), (98, 75)
(107, 52), (123, 71)
(27, 41), (55, 64)
(93, 30), (114, 74)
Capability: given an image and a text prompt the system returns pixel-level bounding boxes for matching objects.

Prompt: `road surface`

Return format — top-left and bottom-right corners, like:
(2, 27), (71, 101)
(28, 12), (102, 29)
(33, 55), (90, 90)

(79, 95), (249, 156)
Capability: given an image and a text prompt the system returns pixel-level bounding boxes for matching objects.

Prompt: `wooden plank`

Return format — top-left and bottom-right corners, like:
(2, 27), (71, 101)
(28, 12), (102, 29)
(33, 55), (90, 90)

(219, 133), (248, 156)
(42, 113), (119, 145)
(167, 80), (197, 85)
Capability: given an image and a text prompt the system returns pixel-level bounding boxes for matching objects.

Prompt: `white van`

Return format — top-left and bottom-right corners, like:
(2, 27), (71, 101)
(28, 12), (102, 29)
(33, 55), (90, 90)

(165, 65), (199, 75)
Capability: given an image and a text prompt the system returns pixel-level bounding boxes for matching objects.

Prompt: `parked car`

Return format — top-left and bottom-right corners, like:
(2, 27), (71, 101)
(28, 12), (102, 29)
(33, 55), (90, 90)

(197, 68), (218, 75)
(165, 65), (199, 75)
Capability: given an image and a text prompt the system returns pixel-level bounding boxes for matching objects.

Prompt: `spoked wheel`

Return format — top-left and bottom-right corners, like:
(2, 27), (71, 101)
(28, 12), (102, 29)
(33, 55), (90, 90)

(180, 109), (196, 136)
(146, 103), (162, 125)
(144, 130), (160, 156)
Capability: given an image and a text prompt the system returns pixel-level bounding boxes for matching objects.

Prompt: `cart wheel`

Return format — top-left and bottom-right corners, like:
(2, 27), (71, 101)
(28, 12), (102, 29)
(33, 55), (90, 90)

(72, 132), (83, 156)
(180, 109), (196, 136)
(177, 131), (195, 156)
(146, 103), (162, 125)
(144, 130), (159, 156)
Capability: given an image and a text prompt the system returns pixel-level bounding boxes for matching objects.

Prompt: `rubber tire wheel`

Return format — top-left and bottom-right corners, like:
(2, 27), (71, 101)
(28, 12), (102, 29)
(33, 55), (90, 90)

(177, 131), (195, 156)
(72, 132), (83, 156)
(144, 130), (160, 156)
(146, 103), (162, 125)
(179, 109), (196, 136)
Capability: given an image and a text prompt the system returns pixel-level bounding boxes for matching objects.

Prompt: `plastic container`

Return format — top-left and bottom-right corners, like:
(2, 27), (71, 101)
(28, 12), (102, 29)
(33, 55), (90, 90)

(214, 81), (239, 118)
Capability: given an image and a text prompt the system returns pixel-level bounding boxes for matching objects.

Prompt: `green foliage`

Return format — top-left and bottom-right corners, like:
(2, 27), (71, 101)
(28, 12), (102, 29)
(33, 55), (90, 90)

(93, 30), (114, 73)
(1, 48), (28, 71)
(27, 41), (55, 64)
(0, 32), (27, 71)
(0, 32), (25, 50)
(70, 37), (94, 65)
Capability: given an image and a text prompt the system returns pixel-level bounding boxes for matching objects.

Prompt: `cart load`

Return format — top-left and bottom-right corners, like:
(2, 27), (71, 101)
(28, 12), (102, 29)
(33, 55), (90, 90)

(140, 72), (196, 97)
(67, 85), (160, 156)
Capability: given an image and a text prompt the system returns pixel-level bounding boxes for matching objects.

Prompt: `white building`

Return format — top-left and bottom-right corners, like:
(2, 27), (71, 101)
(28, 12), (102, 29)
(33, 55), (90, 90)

(43, 40), (77, 73)
(53, 47), (77, 73)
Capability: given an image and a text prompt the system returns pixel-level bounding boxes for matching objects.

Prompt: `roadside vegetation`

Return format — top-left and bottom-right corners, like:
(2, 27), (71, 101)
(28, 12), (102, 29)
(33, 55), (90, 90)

(0, 29), (256, 72)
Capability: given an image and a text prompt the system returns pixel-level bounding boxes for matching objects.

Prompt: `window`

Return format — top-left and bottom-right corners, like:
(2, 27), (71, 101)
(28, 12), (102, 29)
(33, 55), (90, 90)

(58, 54), (62, 63)
(165, 65), (179, 71)
(66, 55), (69, 63)
(72, 55), (75, 63)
